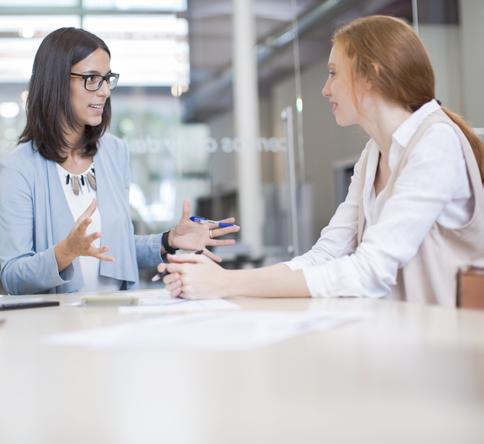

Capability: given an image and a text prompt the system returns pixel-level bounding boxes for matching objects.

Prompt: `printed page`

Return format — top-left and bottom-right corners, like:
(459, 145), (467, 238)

(45, 310), (367, 351)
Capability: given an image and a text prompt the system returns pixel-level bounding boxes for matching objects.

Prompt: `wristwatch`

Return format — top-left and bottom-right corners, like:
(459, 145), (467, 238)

(161, 231), (178, 255)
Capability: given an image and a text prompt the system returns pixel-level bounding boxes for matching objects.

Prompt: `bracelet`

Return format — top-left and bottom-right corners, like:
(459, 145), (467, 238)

(161, 231), (178, 255)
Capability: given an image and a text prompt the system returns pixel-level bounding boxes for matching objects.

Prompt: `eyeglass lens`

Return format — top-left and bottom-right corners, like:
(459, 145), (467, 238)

(85, 75), (118, 91)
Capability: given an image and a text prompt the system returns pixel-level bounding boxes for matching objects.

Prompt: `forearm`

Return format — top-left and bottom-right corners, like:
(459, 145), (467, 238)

(2, 247), (73, 295)
(225, 264), (311, 298)
(54, 239), (76, 272)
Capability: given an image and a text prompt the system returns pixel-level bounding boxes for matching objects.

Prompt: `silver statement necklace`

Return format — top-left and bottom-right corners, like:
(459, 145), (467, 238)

(65, 167), (96, 196)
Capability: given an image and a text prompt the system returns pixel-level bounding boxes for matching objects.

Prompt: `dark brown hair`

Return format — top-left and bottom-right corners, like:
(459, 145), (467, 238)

(18, 27), (112, 162)
(333, 15), (484, 181)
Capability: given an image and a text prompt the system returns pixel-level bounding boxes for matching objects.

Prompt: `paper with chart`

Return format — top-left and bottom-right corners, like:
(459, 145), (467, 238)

(45, 310), (367, 351)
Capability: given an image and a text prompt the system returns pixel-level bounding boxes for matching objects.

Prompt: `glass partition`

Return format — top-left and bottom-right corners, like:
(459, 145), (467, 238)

(177, 0), (317, 266)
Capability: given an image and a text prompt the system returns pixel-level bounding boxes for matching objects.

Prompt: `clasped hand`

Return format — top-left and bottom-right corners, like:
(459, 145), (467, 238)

(158, 253), (228, 299)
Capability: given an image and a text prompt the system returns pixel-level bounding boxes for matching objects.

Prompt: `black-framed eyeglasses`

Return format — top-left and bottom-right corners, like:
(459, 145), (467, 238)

(70, 72), (120, 91)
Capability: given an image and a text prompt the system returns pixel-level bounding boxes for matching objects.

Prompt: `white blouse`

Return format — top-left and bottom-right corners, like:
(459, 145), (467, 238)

(56, 163), (120, 293)
(286, 100), (473, 298)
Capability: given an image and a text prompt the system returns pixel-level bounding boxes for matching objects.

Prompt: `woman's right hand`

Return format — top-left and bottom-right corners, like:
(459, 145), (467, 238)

(158, 253), (229, 299)
(54, 199), (114, 272)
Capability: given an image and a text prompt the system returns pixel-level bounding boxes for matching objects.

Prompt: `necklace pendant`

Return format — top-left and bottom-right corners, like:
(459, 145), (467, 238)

(71, 175), (80, 196)
(86, 171), (97, 191)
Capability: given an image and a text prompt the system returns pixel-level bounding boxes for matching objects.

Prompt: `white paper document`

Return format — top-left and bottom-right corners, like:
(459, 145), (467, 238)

(119, 298), (240, 314)
(45, 310), (366, 351)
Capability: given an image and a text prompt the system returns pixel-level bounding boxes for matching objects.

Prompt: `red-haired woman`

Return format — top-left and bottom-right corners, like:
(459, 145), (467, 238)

(158, 15), (484, 305)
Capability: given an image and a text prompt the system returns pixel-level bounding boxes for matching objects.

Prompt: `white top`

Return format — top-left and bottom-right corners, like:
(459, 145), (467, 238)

(56, 163), (120, 293)
(286, 100), (473, 298)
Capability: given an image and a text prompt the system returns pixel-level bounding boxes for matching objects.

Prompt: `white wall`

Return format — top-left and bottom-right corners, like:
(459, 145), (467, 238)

(460, 0), (484, 128)
(418, 4), (484, 130)
(419, 24), (463, 114)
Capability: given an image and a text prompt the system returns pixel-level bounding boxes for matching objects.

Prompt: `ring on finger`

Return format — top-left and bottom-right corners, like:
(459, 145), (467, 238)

(209, 229), (213, 239)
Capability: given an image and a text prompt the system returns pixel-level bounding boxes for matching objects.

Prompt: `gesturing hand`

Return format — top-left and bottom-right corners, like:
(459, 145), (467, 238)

(55, 199), (114, 271)
(168, 200), (240, 262)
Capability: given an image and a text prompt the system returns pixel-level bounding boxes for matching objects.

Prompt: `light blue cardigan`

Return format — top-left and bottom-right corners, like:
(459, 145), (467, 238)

(0, 134), (162, 295)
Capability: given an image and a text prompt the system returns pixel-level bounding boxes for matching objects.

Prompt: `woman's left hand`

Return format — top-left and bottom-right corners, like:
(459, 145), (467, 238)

(168, 200), (240, 262)
(158, 253), (229, 299)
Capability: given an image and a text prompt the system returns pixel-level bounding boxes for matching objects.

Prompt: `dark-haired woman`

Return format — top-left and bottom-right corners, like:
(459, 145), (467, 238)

(0, 28), (239, 295)
(159, 15), (484, 306)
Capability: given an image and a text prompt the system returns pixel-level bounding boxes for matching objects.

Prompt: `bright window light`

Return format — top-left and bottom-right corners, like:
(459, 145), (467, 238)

(0, 16), (80, 83)
(0, 0), (76, 6)
(0, 13), (188, 87)
(83, 0), (186, 11)
(84, 15), (189, 87)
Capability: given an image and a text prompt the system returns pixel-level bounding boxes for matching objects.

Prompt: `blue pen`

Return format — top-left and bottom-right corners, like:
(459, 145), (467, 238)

(190, 216), (234, 228)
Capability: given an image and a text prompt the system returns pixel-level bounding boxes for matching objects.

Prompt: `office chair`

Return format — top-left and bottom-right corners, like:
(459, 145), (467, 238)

(457, 266), (484, 309)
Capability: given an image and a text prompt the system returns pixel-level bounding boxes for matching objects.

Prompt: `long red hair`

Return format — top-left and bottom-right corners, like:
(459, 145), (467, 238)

(333, 15), (484, 181)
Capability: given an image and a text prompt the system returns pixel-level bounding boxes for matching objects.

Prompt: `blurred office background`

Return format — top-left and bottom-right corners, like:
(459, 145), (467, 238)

(0, 0), (483, 279)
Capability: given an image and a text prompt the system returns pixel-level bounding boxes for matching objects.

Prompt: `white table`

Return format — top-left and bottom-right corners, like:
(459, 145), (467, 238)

(0, 291), (483, 443)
